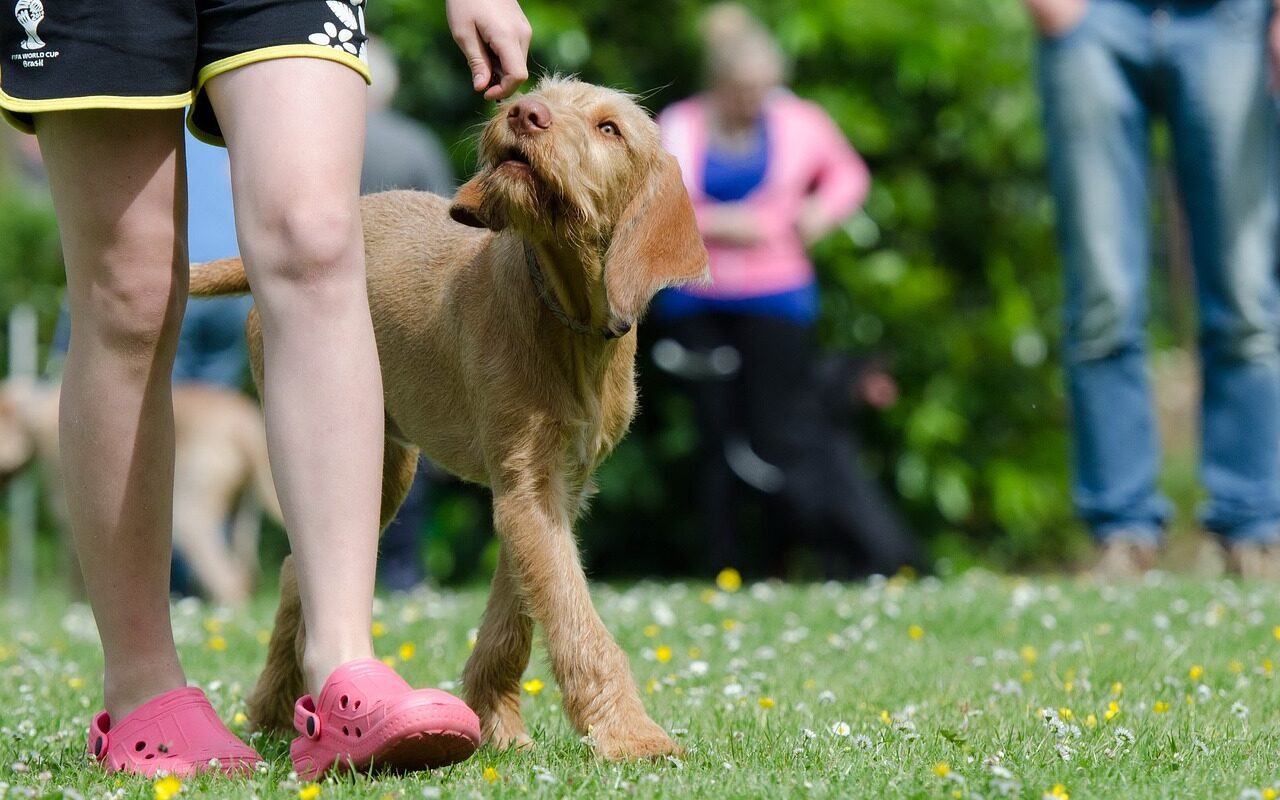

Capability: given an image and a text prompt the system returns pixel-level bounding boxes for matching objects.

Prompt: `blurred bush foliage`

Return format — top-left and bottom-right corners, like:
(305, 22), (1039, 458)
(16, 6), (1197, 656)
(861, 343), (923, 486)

(0, 0), (1092, 583)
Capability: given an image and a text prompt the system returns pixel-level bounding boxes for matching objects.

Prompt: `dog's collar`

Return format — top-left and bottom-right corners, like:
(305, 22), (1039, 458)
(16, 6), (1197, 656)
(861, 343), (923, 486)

(524, 241), (623, 339)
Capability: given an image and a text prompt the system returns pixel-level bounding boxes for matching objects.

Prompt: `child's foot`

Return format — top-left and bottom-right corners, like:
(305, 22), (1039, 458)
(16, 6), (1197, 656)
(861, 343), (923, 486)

(88, 687), (262, 777)
(290, 658), (480, 779)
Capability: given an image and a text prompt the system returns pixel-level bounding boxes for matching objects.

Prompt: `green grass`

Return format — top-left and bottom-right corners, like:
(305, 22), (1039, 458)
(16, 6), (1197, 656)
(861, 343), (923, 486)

(3, 572), (1280, 799)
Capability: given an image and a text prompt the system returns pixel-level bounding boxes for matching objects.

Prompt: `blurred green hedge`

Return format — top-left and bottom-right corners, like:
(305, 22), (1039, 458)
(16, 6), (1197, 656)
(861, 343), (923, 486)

(0, 0), (1092, 583)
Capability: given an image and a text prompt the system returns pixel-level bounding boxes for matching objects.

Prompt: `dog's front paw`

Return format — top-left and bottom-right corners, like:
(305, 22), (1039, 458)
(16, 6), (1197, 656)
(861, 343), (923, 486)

(590, 715), (682, 761)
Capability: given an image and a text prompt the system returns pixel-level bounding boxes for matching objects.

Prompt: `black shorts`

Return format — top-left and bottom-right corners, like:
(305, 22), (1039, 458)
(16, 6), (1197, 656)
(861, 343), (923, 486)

(0, 0), (371, 145)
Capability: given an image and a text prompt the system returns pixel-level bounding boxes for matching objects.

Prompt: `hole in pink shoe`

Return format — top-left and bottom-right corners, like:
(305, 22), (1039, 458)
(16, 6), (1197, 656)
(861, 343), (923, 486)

(342, 726), (349, 736)
(145, 754), (155, 760)
(353, 700), (361, 710)
(355, 727), (362, 738)
(134, 741), (145, 752)
(339, 695), (349, 709)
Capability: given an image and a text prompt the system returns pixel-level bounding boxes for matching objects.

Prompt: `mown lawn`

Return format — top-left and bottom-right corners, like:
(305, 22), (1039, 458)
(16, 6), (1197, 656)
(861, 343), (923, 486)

(3, 571), (1280, 799)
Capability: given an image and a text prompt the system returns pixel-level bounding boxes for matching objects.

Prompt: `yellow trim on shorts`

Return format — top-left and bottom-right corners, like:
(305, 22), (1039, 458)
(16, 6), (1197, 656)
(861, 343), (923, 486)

(0, 73), (192, 134)
(188, 44), (372, 146)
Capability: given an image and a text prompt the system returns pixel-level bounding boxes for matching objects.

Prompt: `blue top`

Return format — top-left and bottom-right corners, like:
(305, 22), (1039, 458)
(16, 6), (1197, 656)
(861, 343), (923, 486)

(186, 131), (240, 262)
(657, 118), (818, 325)
(703, 119), (769, 202)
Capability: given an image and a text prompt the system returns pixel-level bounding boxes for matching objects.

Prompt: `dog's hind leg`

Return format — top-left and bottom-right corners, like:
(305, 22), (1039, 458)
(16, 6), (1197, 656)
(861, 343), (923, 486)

(463, 545), (534, 750)
(379, 438), (419, 531)
(246, 554), (307, 732)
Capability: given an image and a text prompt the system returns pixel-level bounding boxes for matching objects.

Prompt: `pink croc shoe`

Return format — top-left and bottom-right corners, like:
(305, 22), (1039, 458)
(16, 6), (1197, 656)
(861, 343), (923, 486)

(290, 658), (480, 779)
(87, 687), (262, 777)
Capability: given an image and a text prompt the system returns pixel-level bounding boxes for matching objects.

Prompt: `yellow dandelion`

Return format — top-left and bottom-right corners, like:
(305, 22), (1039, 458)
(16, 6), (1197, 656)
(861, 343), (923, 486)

(467, 633), (477, 651)
(371, 621), (387, 638)
(688, 646), (702, 659)
(1063, 680), (1074, 693)
(256, 630), (271, 645)
(879, 709), (893, 725)
(803, 678), (817, 690)
(758, 696), (776, 709)
(1046, 784), (1069, 800)
(933, 762), (951, 778)
(716, 567), (743, 592)
(381, 656), (397, 668)
(207, 636), (227, 652)
(1153, 701), (1170, 714)
(1020, 645), (1038, 664)
(1085, 713), (1098, 728)
(722, 618), (738, 631)
(700, 588), (717, 604)
(907, 625), (925, 641)
(1264, 658), (1274, 675)
(67, 677), (84, 690)
(203, 618), (222, 633)
(1229, 659), (1244, 674)
(1111, 681), (1123, 696)
(398, 642), (416, 661)
(1021, 670), (1035, 684)
(523, 678), (544, 696)
(233, 712), (248, 726)
(1189, 665), (1204, 681)
(1273, 625), (1280, 641)
(1058, 707), (1073, 720)
(298, 785), (321, 800)
(153, 775), (182, 800)
(644, 677), (659, 695)
(643, 624), (660, 638)
(1104, 701), (1121, 721)
(1263, 789), (1277, 800)
(655, 645), (672, 664)
(483, 767), (500, 784)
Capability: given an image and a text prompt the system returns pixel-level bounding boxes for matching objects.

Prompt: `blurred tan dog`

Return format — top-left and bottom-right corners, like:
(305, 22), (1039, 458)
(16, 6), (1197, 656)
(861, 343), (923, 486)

(190, 77), (708, 759)
(0, 379), (281, 606)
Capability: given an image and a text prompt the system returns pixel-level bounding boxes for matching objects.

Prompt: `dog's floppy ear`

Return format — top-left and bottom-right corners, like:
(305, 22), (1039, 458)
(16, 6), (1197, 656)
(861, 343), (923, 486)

(449, 172), (508, 231)
(604, 153), (709, 328)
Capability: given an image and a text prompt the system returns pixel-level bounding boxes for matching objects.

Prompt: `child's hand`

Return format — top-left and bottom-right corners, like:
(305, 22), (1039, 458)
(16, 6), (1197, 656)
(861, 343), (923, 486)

(445, 0), (532, 100)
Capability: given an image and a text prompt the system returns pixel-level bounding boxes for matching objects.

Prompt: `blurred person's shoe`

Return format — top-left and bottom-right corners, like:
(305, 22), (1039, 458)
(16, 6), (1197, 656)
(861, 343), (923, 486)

(1223, 537), (1280, 580)
(1086, 533), (1159, 581)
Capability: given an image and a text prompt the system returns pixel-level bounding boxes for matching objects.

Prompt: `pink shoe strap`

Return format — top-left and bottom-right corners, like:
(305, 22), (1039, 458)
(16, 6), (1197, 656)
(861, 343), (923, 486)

(295, 695), (322, 740)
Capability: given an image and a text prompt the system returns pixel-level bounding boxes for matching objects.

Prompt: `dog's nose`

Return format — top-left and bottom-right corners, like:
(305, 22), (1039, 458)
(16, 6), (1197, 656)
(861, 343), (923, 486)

(507, 99), (552, 134)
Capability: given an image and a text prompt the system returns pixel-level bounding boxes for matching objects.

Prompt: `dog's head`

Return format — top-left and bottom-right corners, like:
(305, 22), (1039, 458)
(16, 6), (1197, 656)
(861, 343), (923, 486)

(451, 77), (709, 330)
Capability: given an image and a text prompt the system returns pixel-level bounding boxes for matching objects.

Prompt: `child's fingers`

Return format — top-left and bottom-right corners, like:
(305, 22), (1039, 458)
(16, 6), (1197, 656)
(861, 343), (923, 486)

(483, 38), (528, 100)
(451, 25), (492, 92)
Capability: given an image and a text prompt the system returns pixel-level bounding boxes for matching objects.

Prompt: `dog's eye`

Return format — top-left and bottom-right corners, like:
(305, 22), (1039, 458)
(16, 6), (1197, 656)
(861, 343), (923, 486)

(597, 121), (621, 137)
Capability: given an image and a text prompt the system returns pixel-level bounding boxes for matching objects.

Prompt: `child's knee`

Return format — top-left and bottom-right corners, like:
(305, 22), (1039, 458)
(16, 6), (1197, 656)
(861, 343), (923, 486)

(241, 199), (363, 291)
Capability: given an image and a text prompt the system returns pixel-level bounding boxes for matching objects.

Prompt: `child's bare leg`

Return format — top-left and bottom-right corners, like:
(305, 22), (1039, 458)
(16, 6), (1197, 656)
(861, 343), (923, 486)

(207, 59), (382, 699)
(34, 109), (188, 719)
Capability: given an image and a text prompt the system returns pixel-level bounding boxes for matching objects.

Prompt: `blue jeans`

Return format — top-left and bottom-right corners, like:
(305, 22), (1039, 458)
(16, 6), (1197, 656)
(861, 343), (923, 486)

(1039, 0), (1280, 541)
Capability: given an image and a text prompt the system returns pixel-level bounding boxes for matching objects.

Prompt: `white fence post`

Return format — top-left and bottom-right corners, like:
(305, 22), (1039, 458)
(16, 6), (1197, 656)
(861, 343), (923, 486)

(8, 304), (38, 599)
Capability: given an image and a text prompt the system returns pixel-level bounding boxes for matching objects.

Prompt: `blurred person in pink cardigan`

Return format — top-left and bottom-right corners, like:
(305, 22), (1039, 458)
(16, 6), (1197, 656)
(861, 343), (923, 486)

(653, 3), (921, 579)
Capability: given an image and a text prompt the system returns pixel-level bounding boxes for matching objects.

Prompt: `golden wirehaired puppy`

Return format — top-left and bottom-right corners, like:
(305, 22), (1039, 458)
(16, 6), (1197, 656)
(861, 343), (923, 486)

(189, 77), (708, 759)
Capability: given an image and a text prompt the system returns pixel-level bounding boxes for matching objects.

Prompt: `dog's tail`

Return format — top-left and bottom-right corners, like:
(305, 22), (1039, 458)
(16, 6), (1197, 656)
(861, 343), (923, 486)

(190, 257), (250, 296)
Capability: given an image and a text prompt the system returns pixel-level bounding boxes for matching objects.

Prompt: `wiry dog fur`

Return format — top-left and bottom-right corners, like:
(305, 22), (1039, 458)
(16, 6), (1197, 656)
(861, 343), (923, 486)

(189, 77), (708, 759)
